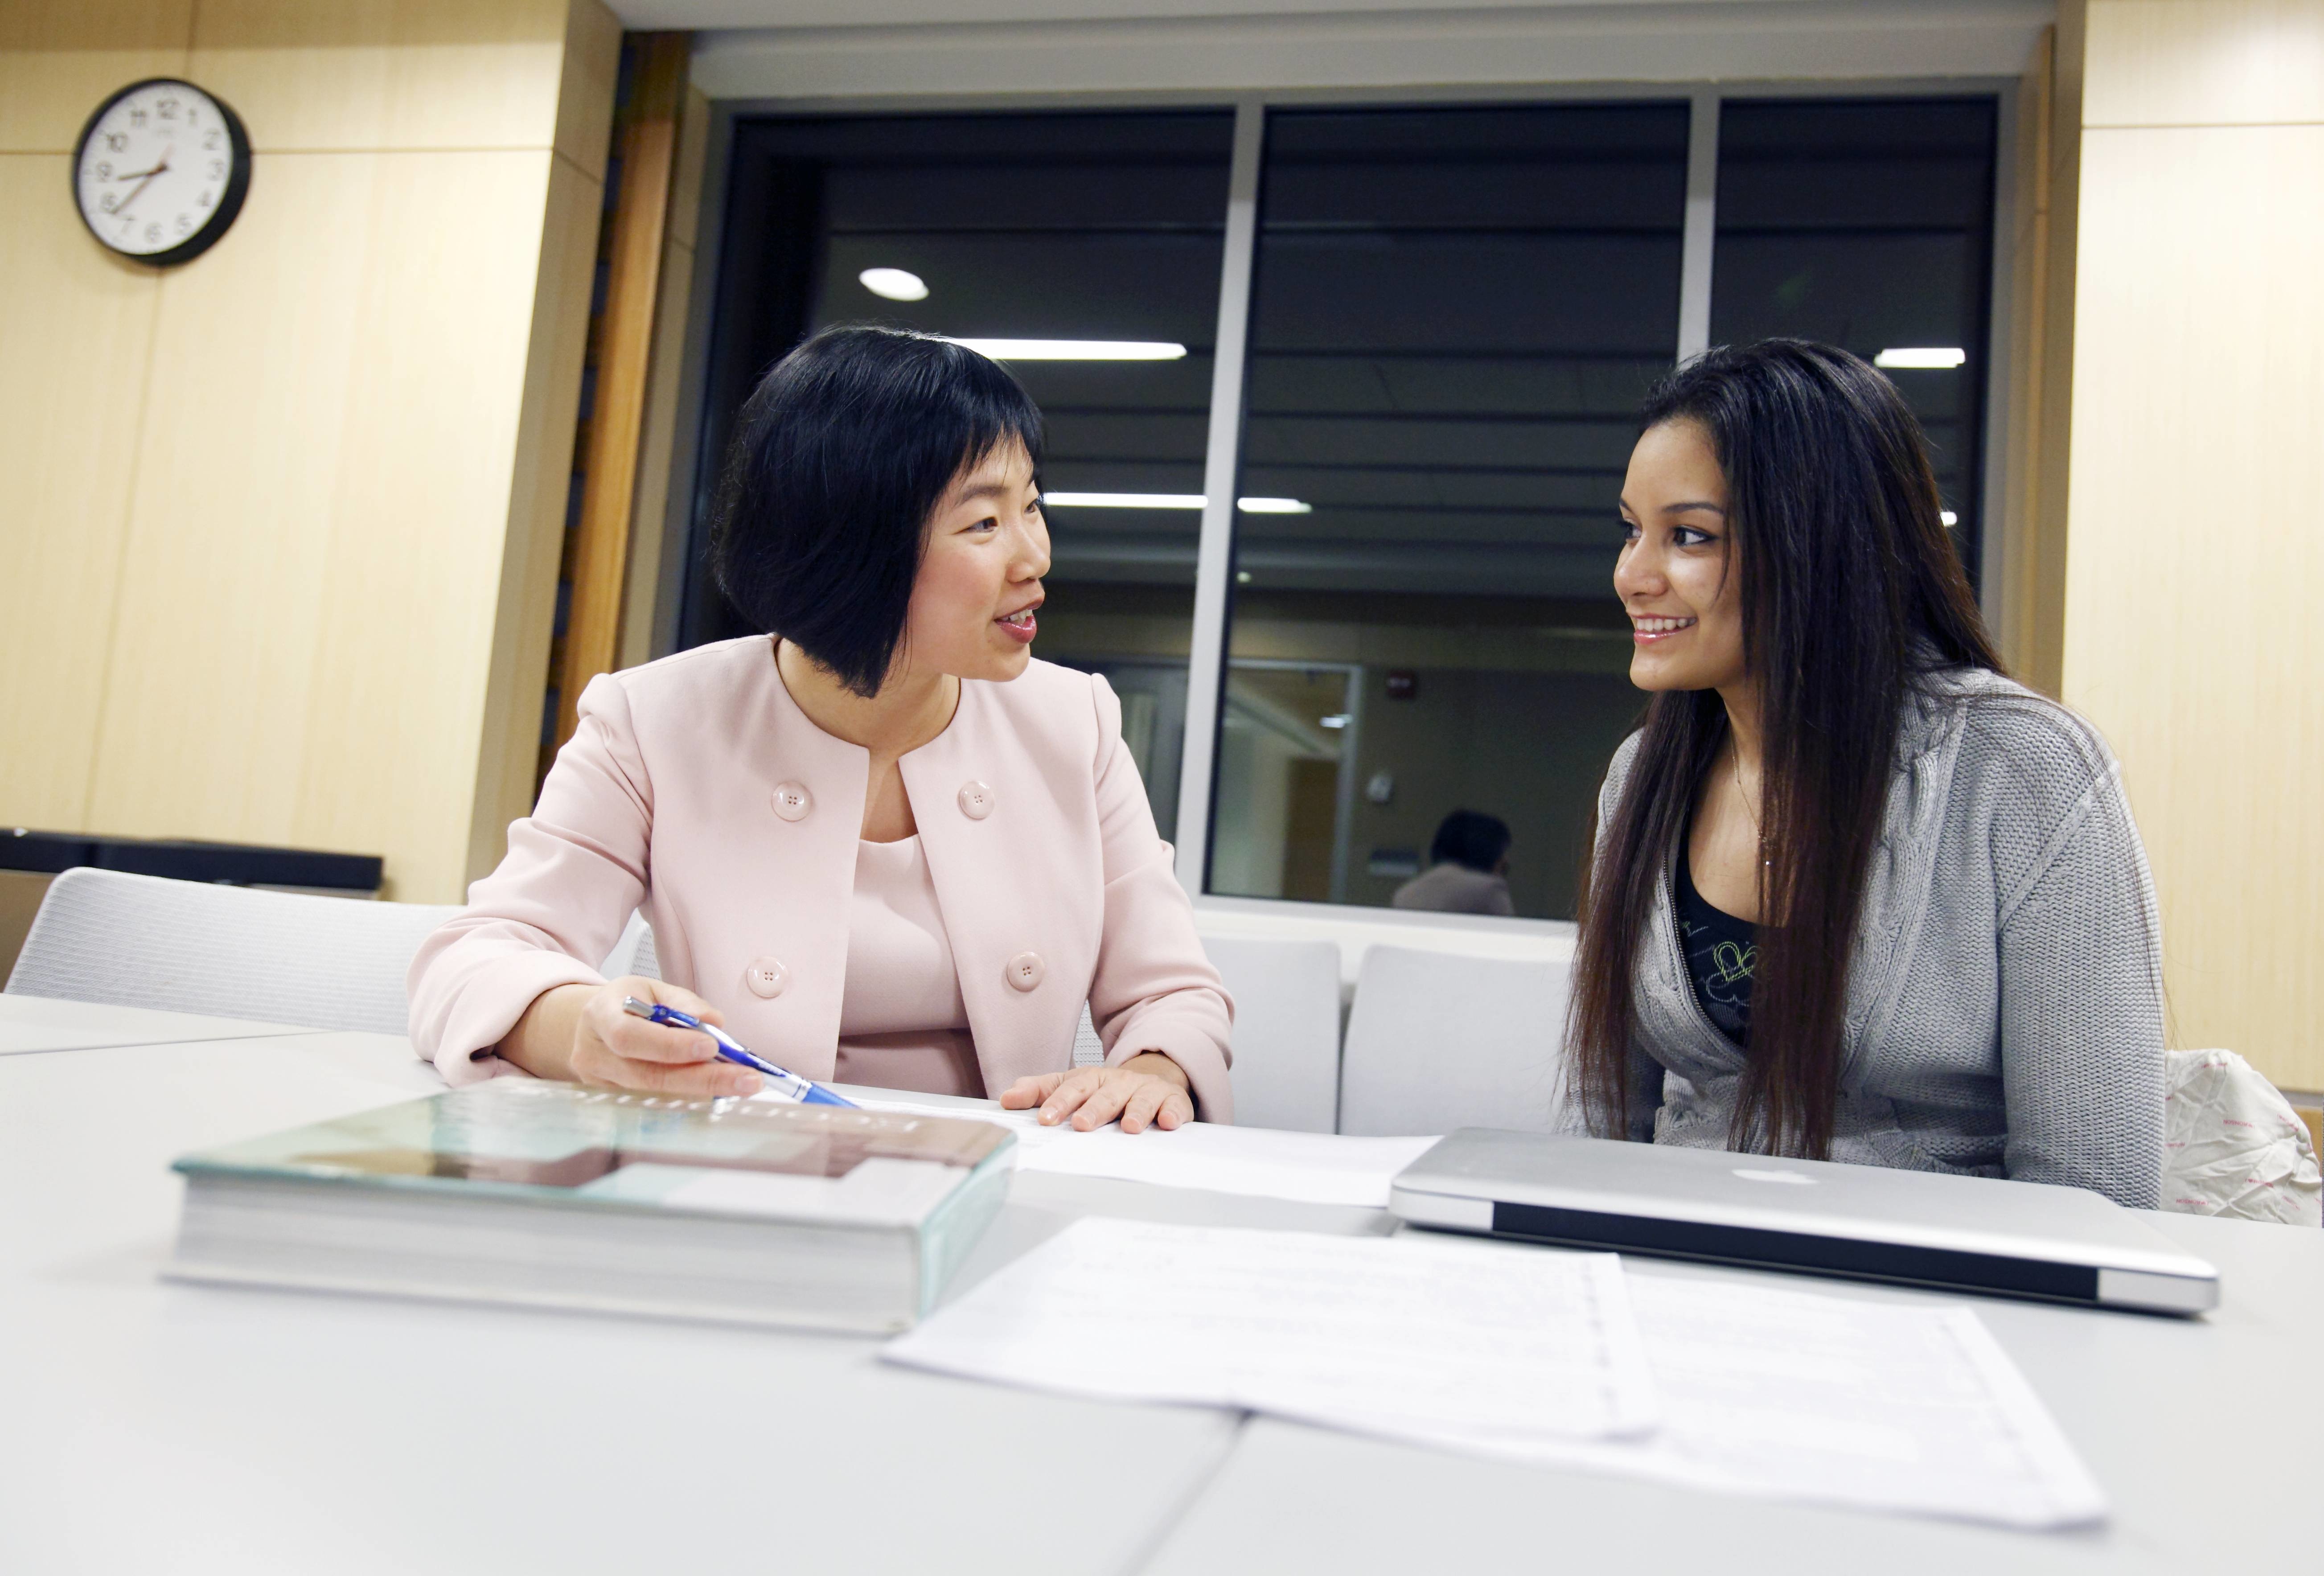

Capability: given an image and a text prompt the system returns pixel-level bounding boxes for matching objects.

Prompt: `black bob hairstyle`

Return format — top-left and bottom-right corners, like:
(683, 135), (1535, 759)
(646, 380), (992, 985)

(711, 325), (1046, 696)
(1431, 810), (1512, 874)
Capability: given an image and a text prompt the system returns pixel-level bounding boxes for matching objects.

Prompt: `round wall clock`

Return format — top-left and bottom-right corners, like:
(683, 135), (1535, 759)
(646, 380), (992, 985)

(73, 78), (251, 265)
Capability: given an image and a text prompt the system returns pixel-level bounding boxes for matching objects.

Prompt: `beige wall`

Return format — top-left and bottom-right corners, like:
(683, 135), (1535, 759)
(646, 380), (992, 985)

(0, 0), (618, 902)
(2061, 0), (2324, 1088)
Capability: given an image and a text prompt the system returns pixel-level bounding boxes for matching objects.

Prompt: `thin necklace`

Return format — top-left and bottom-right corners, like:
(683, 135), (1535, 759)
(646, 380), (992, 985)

(1733, 748), (1772, 868)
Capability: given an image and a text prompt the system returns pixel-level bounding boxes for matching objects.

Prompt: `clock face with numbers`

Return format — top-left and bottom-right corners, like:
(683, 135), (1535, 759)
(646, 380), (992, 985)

(73, 78), (251, 265)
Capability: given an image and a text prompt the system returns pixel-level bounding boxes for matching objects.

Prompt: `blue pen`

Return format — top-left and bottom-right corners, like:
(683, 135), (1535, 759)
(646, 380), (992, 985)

(620, 995), (858, 1107)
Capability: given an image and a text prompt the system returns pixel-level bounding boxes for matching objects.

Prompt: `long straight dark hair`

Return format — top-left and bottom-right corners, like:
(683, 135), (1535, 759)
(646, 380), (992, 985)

(1567, 341), (2004, 1157)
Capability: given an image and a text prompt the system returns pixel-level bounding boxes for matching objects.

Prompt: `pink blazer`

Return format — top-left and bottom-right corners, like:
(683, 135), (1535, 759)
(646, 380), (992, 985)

(407, 638), (1235, 1119)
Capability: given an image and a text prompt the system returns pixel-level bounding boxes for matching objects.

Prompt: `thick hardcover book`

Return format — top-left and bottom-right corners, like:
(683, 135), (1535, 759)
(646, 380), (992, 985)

(168, 1080), (1015, 1333)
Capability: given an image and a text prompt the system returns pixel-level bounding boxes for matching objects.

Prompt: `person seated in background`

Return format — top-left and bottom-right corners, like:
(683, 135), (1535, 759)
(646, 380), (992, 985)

(408, 326), (1232, 1133)
(1392, 810), (1517, 916)
(1566, 339), (2163, 1207)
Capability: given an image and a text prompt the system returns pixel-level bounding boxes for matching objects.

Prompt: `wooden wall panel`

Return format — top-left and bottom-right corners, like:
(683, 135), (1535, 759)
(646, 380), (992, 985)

(618, 217), (700, 674)
(667, 85), (710, 252)
(0, 158), (162, 828)
(290, 152), (564, 903)
(2063, 118), (2324, 1088)
(0, 0), (193, 152)
(554, 34), (689, 753)
(1993, 29), (2055, 685)
(620, 84), (711, 673)
(1992, 2), (2088, 700)
(468, 151), (604, 889)
(2083, 0), (2324, 126)
(86, 150), (559, 902)
(0, 0), (618, 901)
(554, 0), (623, 183)
(188, 0), (586, 160)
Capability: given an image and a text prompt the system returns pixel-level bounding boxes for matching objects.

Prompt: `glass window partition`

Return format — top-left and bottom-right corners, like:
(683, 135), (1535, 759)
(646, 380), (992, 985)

(682, 94), (2007, 925)
(1212, 103), (1691, 918)
(685, 111), (1236, 835)
(1710, 98), (1998, 580)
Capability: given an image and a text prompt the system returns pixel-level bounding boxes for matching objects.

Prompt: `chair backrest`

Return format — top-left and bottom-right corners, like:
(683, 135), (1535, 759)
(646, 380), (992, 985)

(1203, 934), (1343, 1133)
(605, 911), (659, 982)
(1339, 944), (1569, 1136)
(5, 867), (460, 1035)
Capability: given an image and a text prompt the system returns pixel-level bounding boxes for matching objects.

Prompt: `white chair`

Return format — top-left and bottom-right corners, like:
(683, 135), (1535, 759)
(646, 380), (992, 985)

(4, 867), (462, 1035)
(5, 868), (659, 1039)
(1203, 934), (1343, 1132)
(605, 910), (660, 981)
(1339, 944), (1570, 1136)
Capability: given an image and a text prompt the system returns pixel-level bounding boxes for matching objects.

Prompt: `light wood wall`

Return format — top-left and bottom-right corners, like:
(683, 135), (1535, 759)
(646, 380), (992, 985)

(619, 86), (711, 674)
(0, 0), (620, 903)
(2061, 0), (2324, 1089)
(1993, 11), (2085, 698)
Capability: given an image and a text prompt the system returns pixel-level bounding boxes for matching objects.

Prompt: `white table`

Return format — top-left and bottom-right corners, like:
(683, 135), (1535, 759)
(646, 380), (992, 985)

(0, 992), (312, 1055)
(1142, 1211), (2323, 1575)
(0, 1027), (1375, 1576)
(0, 1013), (2315, 1575)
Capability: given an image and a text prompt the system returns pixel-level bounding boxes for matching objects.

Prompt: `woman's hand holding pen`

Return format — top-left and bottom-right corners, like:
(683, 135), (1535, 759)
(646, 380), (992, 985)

(498, 977), (763, 1098)
(998, 1053), (1193, 1134)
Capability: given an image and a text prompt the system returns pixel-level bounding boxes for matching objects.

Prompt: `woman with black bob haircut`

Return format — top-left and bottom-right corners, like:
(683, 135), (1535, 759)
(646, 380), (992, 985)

(409, 326), (1234, 1132)
(1567, 339), (2162, 1206)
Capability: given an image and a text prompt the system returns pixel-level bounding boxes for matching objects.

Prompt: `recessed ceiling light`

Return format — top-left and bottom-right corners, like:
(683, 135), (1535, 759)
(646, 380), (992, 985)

(946, 339), (1187, 361)
(1039, 492), (1313, 513)
(859, 267), (928, 301)
(1941, 511), (1959, 526)
(1043, 492), (1205, 509)
(1318, 714), (1352, 730)
(1874, 347), (1966, 369)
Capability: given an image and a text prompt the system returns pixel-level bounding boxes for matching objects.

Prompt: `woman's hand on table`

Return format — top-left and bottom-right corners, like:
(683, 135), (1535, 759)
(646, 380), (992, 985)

(500, 977), (762, 1098)
(999, 1053), (1193, 1133)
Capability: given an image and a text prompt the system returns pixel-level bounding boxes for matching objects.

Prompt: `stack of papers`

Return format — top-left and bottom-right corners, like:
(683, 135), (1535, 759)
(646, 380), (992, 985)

(842, 1097), (1437, 1209)
(884, 1218), (2109, 1530)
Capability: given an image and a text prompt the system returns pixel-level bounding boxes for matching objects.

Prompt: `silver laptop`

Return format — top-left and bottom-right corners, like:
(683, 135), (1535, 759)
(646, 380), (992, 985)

(1390, 1129), (2219, 1315)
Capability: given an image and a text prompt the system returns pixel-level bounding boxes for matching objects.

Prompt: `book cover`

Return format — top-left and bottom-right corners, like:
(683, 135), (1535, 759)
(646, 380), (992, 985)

(175, 1079), (1015, 1228)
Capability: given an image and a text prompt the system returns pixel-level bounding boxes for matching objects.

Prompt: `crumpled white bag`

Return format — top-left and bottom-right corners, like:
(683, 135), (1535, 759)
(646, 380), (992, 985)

(2160, 1048), (2322, 1227)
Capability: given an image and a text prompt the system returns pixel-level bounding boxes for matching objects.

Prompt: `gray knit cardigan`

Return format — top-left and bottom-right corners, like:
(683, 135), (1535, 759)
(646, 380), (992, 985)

(1568, 666), (2165, 1208)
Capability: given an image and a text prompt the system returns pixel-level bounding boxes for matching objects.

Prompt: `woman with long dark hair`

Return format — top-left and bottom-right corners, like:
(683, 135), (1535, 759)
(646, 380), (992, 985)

(1567, 340), (2162, 1207)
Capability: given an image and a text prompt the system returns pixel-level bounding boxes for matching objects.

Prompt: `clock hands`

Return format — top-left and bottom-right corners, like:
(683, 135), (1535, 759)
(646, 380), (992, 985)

(110, 152), (171, 222)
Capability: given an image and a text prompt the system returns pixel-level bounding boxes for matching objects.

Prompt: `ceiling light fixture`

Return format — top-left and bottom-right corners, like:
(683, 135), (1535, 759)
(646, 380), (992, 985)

(1040, 493), (1312, 513)
(1873, 347), (1967, 369)
(858, 267), (928, 301)
(1940, 511), (1959, 526)
(945, 339), (1187, 361)
(1318, 714), (1352, 730)
(1042, 492), (1204, 509)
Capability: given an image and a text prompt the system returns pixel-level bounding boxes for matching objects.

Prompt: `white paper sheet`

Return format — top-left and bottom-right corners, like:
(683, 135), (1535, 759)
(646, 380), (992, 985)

(885, 1217), (1657, 1446)
(841, 1096), (1438, 1209)
(1014, 1125), (1440, 1208)
(1411, 1273), (2108, 1530)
